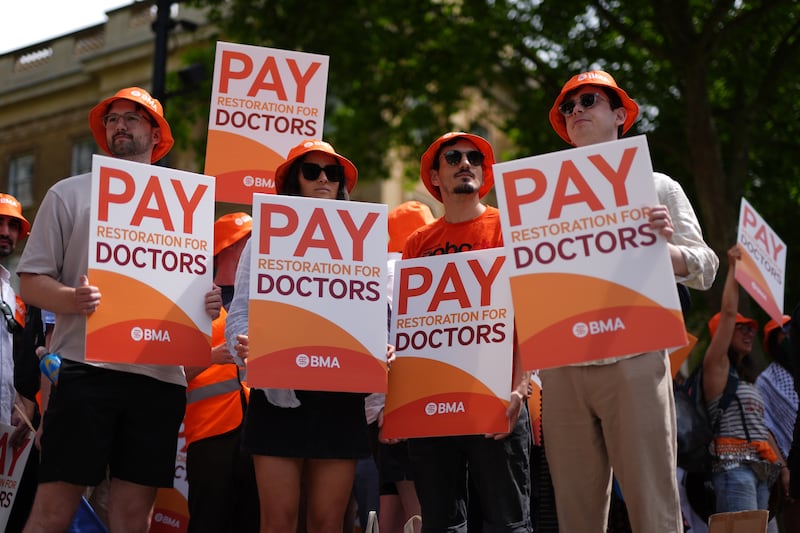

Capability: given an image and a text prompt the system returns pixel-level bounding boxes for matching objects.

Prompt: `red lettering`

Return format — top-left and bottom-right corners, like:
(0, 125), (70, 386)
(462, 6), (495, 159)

(130, 176), (174, 231)
(502, 168), (547, 227)
(97, 167), (135, 222)
(294, 208), (341, 259)
(259, 203), (298, 255)
(286, 59), (322, 103)
(548, 160), (603, 219)
(397, 266), (432, 315)
(587, 147), (636, 208)
(218, 50), (252, 94)
(337, 210), (380, 261)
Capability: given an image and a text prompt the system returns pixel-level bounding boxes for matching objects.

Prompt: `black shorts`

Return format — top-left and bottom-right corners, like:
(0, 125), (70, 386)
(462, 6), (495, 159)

(243, 389), (369, 459)
(39, 360), (186, 487)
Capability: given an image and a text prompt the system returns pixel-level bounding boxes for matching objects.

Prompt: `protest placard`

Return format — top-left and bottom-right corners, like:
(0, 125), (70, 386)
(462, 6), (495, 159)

(247, 194), (388, 392)
(151, 422), (188, 532)
(0, 423), (33, 532)
(206, 42), (329, 204)
(87, 155), (215, 365)
(382, 248), (514, 439)
(494, 135), (686, 369)
(736, 198), (786, 324)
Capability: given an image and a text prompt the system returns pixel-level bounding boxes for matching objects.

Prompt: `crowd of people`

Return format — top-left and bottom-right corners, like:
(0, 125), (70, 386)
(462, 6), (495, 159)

(0, 67), (797, 533)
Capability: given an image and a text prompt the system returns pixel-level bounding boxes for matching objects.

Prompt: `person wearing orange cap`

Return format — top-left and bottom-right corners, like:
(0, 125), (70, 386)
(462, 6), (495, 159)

(756, 314), (799, 531)
(365, 201), (432, 533)
(16, 87), (222, 533)
(182, 212), (258, 533)
(540, 71), (719, 533)
(0, 193), (29, 426)
(703, 245), (783, 529)
(401, 132), (532, 532)
(225, 139), (381, 533)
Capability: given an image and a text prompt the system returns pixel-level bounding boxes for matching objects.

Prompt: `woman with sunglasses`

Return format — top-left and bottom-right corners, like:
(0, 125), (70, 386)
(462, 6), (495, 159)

(225, 139), (370, 533)
(703, 244), (784, 527)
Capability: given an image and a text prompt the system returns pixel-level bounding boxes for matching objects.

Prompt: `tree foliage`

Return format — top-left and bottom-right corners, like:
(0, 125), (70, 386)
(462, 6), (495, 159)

(179, 0), (800, 326)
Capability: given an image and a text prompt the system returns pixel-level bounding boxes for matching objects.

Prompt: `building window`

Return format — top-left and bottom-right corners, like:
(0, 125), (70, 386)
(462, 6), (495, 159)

(8, 154), (34, 207)
(71, 138), (96, 175)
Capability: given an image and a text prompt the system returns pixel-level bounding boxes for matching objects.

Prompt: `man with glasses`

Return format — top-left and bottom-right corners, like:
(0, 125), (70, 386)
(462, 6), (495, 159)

(540, 71), (718, 532)
(17, 87), (222, 533)
(401, 132), (532, 532)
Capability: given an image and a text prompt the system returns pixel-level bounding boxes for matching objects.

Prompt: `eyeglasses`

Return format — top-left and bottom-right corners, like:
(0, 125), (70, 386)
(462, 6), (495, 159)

(301, 163), (345, 182)
(557, 92), (607, 117)
(0, 300), (20, 334)
(734, 323), (756, 335)
(102, 112), (147, 128)
(443, 150), (485, 167)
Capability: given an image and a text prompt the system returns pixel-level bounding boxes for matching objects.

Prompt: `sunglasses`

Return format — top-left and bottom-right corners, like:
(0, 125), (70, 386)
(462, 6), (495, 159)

(557, 92), (607, 116)
(443, 150), (485, 167)
(301, 163), (345, 182)
(0, 300), (20, 334)
(734, 323), (756, 335)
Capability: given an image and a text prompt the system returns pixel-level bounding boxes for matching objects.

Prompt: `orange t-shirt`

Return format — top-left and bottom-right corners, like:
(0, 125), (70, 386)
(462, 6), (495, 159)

(402, 205), (503, 259)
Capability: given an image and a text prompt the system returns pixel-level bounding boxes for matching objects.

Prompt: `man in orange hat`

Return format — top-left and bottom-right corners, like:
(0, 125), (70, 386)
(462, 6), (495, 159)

(540, 71), (719, 532)
(0, 193), (29, 426)
(183, 212), (258, 533)
(17, 87), (221, 533)
(402, 132), (532, 532)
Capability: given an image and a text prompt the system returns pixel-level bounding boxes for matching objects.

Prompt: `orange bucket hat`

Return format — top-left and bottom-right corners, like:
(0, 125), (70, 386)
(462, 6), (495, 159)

(707, 312), (758, 338)
(549, 70), (639, 145)
(762, 314), (791, 352)
(274, 139), (358, 195)
(88, 87), (174, 163)
(214, 212), (253, 256)
(0, 193), (30, 236)
(419, 132), (495, 202)
(388, 201), (435, 252)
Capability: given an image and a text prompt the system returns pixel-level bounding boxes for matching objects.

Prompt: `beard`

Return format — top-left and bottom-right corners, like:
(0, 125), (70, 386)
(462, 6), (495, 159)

(0, 237), (14, 258)
(109, 134), (150, 158)
(453, 182), (478, 195)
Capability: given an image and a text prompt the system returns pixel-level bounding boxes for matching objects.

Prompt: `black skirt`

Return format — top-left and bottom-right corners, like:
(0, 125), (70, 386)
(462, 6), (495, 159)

(243, 388), (370, 459)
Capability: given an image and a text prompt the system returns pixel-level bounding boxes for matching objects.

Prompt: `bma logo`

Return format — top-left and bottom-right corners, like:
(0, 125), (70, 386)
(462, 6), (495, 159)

(152, 512), (181, 528)
(130, 326), (172, 342)
(242, 175), (275, 188)
(295, 353), (341, 369)
(424, 401), (466, 416)
(572, 317), (626, 338)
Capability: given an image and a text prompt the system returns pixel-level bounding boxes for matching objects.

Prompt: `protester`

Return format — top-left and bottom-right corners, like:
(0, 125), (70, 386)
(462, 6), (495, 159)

(225, 139), (387, 532)
(371, 201), (432, 533)
(0, 193), (37, 531)
(17, 87), (222, 533)
(183, 212), (258, 533)
(401, 131), (532, 532)
(703, 245), (782, 531)
(0, 193), (29, 426)
(756, 314), (799, 531)
(541, 70), (718, 532)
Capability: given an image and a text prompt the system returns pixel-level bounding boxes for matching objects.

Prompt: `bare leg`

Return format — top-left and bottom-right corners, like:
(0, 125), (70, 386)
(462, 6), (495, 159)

(22, 481), (85, 533)
(305, 458), (357, 533)
(253, 455), (303, 533)
(106, 478), (158, 533)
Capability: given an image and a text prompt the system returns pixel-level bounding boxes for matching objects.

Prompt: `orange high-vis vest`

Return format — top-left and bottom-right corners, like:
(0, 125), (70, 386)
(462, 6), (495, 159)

(183, 308), (250, 447)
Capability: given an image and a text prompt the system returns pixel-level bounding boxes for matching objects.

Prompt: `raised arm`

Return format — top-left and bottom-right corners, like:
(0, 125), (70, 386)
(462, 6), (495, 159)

(702, 245), (741, 401)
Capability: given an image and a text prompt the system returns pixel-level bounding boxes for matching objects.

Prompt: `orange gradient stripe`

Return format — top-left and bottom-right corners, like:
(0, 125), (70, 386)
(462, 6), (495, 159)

(737, 248), (783, 321)
(511, 273), (685, 368)
(247, 299), (386, 392)
(206, 130), (281, 203)
(86, 270), (211, 365)
(382, 357), (508, 438)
